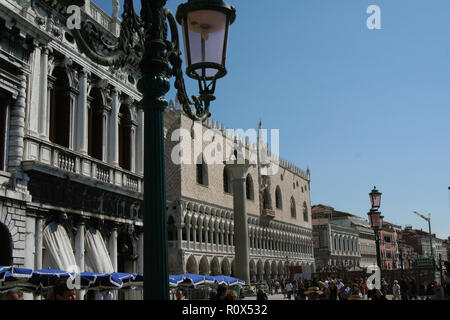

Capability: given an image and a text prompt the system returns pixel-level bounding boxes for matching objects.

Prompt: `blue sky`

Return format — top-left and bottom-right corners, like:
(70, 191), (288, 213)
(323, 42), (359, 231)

(94, 0), (450, 239)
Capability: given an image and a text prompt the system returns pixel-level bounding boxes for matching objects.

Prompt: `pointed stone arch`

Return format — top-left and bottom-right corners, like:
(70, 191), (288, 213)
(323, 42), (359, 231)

(199, 256), (209, 275)
(210, 256), (221, 276)
(186, 255), (198, 274)
(221, 257), (231, 276)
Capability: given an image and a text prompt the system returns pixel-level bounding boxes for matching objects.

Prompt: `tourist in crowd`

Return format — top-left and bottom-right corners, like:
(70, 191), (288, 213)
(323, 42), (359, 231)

(176, 289), (185, 300)
(392, 280), (401, 300)
(326, 280), (339, 300)
(209, 289), (217, 300)
(256, 288), (268, 301)
(48, 278), (76, 300)
(285, 281), (294, 300)
(295, 282), (306, 300)
(274, 279), (280, 294)
(211, 284), (227, 300)
(408, 277), (417, 300)
(359, 278), (368, 300)
(224, 290), (238, 300)
(372, 289), (387, 301)
(399, 277), (409, 300)
(4, 289), (24, 300)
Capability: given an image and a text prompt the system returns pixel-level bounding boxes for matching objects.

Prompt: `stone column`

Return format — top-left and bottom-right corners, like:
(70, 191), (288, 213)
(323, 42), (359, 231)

(136, 106), (144, 175)
(76, 69), (89, 154)
(204, 227), (209, 250)
(177, 223), (183, 249)
(109, 88), (119, 166)
(225, 161), (253, 285)
(38, 46), (49, 140)
(130, 125), (136, 172)
(186, 223), (191, 249)
(75, 217), (87, 300)
(8, 69), (27, 176)
(209, 229), (214, 251)
(109, 224), (118, 272)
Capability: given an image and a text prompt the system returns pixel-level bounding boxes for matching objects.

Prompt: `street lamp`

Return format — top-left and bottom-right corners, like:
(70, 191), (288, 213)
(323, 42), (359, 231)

(368, 187), (384, 276)
(65, 0), (236, 300)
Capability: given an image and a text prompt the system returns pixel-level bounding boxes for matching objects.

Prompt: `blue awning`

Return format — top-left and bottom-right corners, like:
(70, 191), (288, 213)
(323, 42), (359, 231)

(169, 274), (245, 288)
(0, 266), (143, 292)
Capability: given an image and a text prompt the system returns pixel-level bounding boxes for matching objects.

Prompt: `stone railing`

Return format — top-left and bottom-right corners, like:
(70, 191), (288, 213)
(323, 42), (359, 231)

(23, 137), (143, 194)
(87, 1), (113, 32)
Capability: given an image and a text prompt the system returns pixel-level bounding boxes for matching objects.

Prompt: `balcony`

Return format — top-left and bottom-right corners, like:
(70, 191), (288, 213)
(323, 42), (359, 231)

(23, 136), (143, 195)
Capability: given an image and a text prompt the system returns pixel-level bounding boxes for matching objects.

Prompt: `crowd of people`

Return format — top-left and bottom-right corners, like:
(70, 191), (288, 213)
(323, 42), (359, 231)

(255, 275), (447, 301)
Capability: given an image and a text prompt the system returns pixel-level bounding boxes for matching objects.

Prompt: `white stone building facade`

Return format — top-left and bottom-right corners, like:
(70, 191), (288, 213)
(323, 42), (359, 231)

(164, 109), (315, 282)
(0, 0), (144, 299)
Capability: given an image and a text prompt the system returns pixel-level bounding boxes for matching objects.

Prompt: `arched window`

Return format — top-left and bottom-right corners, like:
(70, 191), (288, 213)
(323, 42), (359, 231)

(167, 216), (176, 241)
(223, 167), (231, 193)
(88, 88), (105, 161)
(49, 67), (71, 148)
(119, 104), (132, 170)
(246, 174), (254, 200)
(290, 197), (296, 218)
(196, 154), (208, 186)
(303, 201), (309, 222)
(263, 188), (271, 210)
(0, 91), (9, 171)
(275, 186), (282, 209)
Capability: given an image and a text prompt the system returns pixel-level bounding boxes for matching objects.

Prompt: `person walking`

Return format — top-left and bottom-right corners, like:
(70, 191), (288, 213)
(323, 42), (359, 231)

(326, 281), (339, 300)
(285, 281), (294, 300)
(392, 280), (401, 300)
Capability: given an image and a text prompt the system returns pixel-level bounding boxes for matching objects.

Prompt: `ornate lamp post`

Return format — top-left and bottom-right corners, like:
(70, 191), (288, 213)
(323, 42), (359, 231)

(64, 0), (236, 300)
(367, 187), (383, 277)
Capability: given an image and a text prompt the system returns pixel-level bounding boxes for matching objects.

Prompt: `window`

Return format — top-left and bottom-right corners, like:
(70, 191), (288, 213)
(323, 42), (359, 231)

(223, 167), (231, 193)
(88, 88), (105, 161)
(303, 201), (309, 222)
(275, 186), (282, 209)
(384, 236), (391, 243)
(263, 188), (271, 210)
(49, 67), (71, 148)
(196, 154), (208, 186)
(246, 174), (254, 200)
(119, 104), (132, 170)
(290, 197), (296, 218)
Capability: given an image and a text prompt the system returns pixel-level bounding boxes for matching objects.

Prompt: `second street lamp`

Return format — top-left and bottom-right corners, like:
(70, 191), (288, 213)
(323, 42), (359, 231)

(368, 186), (384, 278)
(64, 0), (236, 299)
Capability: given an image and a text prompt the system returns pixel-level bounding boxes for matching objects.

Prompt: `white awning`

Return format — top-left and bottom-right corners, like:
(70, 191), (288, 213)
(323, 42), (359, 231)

(43, 222), (77, 270)
(85, 228), (114, 274)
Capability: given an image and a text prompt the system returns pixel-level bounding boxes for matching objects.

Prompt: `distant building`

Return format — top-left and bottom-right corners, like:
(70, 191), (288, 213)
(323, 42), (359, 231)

(380, 222), (400, 270)
(401, 226), (447, 267)
(312, 205), (375, 271)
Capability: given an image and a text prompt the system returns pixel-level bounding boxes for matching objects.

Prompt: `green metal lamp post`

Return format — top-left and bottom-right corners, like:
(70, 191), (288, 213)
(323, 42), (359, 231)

(368, 187), (384, 278)
(65, 0), (236, 300)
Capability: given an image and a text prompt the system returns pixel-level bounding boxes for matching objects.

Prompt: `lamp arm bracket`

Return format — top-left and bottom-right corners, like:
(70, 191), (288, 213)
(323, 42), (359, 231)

(165, 9), (213, 122)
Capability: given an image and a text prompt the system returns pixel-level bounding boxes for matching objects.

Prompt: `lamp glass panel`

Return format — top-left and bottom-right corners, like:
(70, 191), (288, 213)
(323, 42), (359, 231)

(182, 10), (227, 78)
(370, 193), (381, 207)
